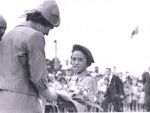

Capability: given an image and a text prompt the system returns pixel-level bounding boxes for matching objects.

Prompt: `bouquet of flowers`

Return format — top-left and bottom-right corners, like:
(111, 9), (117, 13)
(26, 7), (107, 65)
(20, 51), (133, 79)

(67, 82), (98, 108)
(56, 77), (103, 112)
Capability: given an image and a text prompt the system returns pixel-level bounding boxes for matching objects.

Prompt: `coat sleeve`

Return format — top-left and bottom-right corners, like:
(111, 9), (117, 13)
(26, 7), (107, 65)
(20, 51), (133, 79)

(27, 32), (58, 102)
(116, 76), (124, 96)
(142, 72), (147, 84)
(27, 32), (48, 91)
(85, 76), (97, 103)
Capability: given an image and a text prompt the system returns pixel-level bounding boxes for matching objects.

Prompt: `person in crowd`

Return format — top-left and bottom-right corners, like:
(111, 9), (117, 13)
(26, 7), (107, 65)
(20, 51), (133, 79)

(56, 71), (64, 81)
(126, 71), (132, 85)
(47, 73), (62, 90)
(58, 77), (68, 90)
(97, 75), (109, 106)
(112, 66), (117, 75)
(131, 80), (139, 112)
(0, 14), (7, 41)
(142, 66), (150, 112)
(101, 67), (125, 112)
(62, 59), (71, 70)
(46, 59), (52, 74)
(91, 66), (100, 91)
(0, 0), (61, 113)
(117, 72), (124, 110)
(137, 82), (145, 111)
(91, 66), (99, 77)
(65, 68), (73, 84)
(123, 80), (132, 112)
(117, 72), (123, 80)
(48, 74), (56, 87)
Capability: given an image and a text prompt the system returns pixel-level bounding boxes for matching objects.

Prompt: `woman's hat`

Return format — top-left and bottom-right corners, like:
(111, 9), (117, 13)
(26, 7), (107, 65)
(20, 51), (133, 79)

(31, 0), (60, 27)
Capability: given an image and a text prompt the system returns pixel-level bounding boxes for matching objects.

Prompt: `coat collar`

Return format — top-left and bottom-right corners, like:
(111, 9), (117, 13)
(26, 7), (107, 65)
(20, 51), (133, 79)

(16, 22), (32, 28)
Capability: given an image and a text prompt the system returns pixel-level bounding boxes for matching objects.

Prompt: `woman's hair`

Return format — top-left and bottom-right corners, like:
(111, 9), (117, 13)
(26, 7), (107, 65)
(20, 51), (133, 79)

(26, 11), (53, 27)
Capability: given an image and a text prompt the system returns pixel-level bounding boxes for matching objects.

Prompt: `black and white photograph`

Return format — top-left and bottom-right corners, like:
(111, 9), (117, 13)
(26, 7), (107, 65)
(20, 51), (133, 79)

(0, 0), (150, 112)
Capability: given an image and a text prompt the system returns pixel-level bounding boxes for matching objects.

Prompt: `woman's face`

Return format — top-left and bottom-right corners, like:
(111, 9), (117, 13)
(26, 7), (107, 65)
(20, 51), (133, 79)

(71, 50), (88, 74)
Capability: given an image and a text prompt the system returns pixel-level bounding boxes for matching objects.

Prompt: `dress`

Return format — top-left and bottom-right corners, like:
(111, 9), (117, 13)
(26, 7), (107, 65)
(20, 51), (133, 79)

(138, 92), (145, 104)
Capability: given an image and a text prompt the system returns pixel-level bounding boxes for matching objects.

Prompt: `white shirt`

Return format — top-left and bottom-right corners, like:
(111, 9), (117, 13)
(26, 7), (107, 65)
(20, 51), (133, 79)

(109, 73), (113, 84)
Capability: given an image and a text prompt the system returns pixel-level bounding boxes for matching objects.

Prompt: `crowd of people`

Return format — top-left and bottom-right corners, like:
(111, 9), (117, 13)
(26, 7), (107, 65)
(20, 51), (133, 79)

(95, 69), (146, 112)
(45, 58), (148, 112)
(0, 0), (150, 113)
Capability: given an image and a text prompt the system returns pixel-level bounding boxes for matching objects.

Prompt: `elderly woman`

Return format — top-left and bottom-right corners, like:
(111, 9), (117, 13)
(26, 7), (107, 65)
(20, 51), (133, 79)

(64, 44), (99, 112)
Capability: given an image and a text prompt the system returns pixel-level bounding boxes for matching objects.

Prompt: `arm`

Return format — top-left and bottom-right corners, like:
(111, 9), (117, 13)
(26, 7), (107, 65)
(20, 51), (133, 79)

(142, 72), (146, 84)
(116, 76), (125, 96)
(87, 76), (97, 102)
(27, 32), (58, 102)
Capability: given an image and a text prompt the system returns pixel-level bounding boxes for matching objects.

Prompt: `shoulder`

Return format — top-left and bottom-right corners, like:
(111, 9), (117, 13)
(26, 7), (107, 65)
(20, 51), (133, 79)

(113, 75), (123, 82)
(113, 74), (119, 79)
(16, 22), (43, 36)
(86, 73), (92, 77)
(82, 74), (92, 80)
(16, 22), (44, 42)
(28, 31), (44, 42)
(81, 74), (93, 83)
(142, 72), (149, 76)
(27, 31), (45, 50)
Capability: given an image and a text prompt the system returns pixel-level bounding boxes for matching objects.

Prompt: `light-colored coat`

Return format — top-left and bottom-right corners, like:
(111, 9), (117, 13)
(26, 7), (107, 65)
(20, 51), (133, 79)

(0, 22), (49, 113)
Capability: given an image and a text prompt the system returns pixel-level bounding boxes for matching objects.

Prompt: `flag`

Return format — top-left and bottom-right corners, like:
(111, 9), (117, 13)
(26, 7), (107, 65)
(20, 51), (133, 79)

(131, 26), (139, 38)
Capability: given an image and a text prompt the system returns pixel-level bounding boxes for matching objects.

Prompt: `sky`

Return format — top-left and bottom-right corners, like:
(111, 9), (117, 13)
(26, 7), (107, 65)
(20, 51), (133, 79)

(1, 0), (150, 76)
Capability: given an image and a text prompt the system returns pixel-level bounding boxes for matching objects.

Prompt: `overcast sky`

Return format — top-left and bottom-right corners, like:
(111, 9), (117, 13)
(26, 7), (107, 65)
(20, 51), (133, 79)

(1, 0), (150, 76)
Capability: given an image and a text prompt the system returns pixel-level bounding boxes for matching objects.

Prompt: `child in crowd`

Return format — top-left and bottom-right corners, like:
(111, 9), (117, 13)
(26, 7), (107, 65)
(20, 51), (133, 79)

(123, 80), (132, 112)
(138, 82), (145, 111)
(97, 76), (109, 106)
(131, 80), (139, 112)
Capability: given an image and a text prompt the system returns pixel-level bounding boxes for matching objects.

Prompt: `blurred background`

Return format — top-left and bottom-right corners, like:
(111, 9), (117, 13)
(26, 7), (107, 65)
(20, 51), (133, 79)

(1, 0), (150, 77)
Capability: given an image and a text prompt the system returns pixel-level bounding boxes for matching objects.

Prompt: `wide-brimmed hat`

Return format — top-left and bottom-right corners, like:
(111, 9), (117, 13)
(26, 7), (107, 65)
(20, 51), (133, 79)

(31, 0), (60, 27)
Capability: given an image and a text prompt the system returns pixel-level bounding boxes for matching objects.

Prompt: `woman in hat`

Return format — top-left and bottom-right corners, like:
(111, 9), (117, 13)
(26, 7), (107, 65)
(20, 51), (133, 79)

(0, 0), (61, 113)
(65, 44), (100, 112)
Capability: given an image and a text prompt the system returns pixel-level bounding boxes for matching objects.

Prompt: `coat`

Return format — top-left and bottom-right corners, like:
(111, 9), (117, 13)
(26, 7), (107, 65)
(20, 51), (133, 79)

(104, 75), (124, 98)
(142, 72), (150, 94)
(142, 72), (150, 111)
(0, 22), (49, 113)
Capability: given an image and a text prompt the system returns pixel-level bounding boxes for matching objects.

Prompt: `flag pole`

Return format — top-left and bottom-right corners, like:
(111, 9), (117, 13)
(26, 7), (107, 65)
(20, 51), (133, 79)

(54, 40), (57, 58)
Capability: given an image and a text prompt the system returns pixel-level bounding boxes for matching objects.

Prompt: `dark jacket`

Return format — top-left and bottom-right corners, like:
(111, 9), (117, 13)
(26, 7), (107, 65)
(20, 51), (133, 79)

(142, 72), (150, 94)
(104, 75), (124, 98)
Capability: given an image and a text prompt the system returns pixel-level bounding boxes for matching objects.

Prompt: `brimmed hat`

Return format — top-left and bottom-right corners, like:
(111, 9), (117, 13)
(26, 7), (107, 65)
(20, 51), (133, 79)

(72, 44), (94, 67)
(34, 0), (60, 27)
